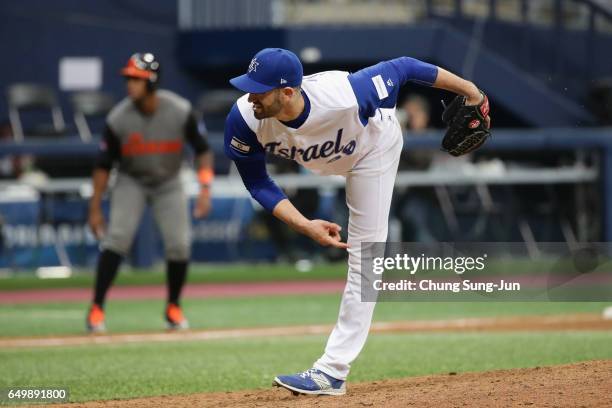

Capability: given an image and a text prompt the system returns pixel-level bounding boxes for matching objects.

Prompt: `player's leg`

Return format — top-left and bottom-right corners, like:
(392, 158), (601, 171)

(151, 176), (191, 329)
(88, 173), (146, 332)
(313, 134), (402, 379)
(274, 123), (403, 394)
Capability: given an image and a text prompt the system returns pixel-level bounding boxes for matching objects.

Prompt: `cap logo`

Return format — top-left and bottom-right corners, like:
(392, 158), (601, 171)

(280, 78), (287, 85)
(248, 58), (259, 73)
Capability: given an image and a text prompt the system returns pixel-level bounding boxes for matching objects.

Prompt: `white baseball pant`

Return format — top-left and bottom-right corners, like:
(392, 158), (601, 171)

(313, 117), (403, 380)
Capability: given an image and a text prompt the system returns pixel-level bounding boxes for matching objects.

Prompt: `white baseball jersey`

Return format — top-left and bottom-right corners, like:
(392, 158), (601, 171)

(224, 57), (439, 211)
(233, 71), (394, 176)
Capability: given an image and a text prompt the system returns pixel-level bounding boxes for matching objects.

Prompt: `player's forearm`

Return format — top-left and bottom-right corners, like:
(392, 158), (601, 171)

(196, 151), (214, 171)
(433, 68), (482, 105)
(90, 168), (110, 210)
(272, 199), (310, 233)
(272, 198), (348, 249)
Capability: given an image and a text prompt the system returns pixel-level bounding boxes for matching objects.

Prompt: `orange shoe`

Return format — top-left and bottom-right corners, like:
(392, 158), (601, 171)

(86, 304), (106, 333)
(165, 303), (189, 330)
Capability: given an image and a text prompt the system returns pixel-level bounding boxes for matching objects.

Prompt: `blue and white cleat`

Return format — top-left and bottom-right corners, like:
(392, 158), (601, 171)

(273, 368), (346, 396)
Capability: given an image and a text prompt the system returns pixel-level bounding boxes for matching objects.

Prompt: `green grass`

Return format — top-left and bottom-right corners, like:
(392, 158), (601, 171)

(0, 263), (347, 291)
(0, 296), (609, 337)
(1, 331), (611, 403)
(1, 256), (596, 291)
(1, 275), (610, 403)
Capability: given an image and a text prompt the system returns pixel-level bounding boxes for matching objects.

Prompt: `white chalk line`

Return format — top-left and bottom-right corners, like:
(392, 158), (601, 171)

(1, 313), (609, 349)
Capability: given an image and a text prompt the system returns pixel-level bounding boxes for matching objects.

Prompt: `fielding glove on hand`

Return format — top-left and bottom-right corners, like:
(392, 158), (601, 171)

(441, 91), (491, 157)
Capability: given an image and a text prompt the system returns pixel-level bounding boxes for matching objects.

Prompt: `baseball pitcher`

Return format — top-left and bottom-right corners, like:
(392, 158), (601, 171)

(225, 48), (490, 395)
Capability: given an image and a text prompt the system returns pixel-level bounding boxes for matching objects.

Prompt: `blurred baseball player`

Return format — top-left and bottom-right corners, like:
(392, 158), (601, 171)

(86, 53), (214, 333)
(225, 48), (490, 395)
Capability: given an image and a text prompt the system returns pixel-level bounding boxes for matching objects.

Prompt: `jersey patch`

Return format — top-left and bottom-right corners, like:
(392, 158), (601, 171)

(230, 136), (251, 153)
(371, 75), (389, 100)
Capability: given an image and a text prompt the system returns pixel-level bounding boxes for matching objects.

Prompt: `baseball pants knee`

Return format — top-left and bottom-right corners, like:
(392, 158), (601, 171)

(151, 176), (191, 261)
(102, 173), (146, 256)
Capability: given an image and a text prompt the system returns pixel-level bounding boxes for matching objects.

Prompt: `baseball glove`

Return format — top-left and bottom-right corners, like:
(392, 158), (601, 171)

(441, 91), (491, 157)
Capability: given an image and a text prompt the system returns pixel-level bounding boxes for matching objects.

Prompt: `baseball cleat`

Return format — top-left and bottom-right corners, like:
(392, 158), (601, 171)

(165, 303), (189, 330)
(273, 368), (346, 396)
(86, 304), (106, 333)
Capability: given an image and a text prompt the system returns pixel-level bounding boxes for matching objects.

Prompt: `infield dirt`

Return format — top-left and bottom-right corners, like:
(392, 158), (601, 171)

(51, 360), (611, 407)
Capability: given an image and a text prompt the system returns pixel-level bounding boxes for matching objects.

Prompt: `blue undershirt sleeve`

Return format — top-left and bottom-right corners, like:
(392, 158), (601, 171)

(224, 103), (287, 212)
(348, 57), (439, 125)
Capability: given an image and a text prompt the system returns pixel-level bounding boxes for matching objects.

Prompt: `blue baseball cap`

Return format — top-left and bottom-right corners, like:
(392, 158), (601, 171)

(230, 48), (303, 94)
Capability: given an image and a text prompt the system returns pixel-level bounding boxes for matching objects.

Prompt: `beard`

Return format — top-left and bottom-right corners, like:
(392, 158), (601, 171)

(253, 93), (282, 119)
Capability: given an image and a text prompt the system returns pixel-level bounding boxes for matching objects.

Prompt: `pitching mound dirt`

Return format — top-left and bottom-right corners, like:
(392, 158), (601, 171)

(54, 360), (611, 407)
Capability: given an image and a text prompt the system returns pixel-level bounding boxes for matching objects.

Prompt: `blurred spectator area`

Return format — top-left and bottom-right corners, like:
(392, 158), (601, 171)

(179, 0), (612, 30)
(2, 0), (610, 139)
(177, 0), (612, 127)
